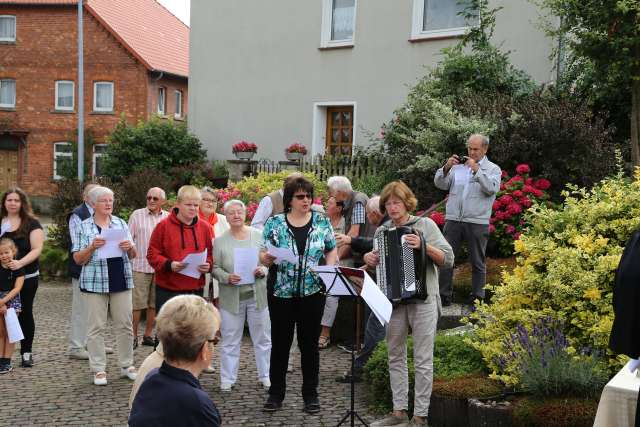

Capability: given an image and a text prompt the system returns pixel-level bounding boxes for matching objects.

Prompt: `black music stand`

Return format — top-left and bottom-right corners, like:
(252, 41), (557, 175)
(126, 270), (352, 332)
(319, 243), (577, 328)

(322, 267), (369, 427)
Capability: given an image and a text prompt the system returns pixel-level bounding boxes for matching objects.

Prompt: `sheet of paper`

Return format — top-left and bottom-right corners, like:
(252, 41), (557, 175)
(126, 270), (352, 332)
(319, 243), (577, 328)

(629, 359), (640, 374)
(312, 266), (357, 296)
(266, 243), (298, 265)
(95, 228), (127, 259)
(234, 247), (259, 285)
(360, 271), (392, 326)
(179, 250), (208, 279)
(0, 221), (11, 237)
(4, 307), (24, 343)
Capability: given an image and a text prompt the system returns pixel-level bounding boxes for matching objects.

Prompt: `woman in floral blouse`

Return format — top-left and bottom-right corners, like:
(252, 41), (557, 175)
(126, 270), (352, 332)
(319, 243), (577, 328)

(260, 176), (337, 414)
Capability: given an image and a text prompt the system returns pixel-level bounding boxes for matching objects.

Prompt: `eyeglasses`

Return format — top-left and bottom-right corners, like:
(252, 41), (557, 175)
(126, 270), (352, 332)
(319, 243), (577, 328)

(207, 337), (219, 346)
(146, 196), (160, 201)
(202, 198), (217, 203)
(294, 194), (312, 200)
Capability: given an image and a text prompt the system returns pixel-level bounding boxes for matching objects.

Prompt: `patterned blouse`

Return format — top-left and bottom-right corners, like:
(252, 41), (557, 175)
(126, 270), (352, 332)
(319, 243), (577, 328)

(71, 215), (134, 293)
(262, 211), (336, 298)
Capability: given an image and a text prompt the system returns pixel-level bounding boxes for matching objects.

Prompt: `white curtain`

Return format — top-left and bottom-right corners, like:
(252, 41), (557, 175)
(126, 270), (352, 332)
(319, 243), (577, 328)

(0, 17), (15, 40)
(57, 82), (74, 108)
(95, 83), (113, 110)
(423, 0), (474, 32)
(331, 0), (355, 41)
(0, 80), (15, 106)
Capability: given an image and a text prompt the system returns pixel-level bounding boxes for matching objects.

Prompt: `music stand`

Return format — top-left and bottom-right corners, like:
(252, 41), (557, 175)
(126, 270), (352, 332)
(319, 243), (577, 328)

(322, 267), (369, 427)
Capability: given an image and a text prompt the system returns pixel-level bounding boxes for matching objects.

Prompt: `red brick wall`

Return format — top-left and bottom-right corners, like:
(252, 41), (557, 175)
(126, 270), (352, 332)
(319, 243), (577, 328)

(148, 74), (189, 121)
(0, 5), (154, 200)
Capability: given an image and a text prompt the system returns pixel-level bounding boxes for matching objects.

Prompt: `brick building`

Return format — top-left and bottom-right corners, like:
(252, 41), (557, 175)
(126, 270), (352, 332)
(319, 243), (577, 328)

(0, 0), (189, 210)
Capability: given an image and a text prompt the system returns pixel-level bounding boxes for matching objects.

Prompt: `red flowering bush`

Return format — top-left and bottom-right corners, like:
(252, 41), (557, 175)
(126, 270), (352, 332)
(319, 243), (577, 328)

(490, 164), (551, 257)
(232, 140), (258, 154)
(429, 211), (446, 227)
(285, 143), (308, 155)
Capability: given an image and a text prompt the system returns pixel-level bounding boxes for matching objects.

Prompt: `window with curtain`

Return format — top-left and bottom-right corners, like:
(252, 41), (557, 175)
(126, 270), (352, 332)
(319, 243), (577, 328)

(53, 142), (73, 180)
(0, 79), (16, 108)
(93, 144), (107, 176)
(422, 0), (477, 32)
(174, 90), (182, 118)
(0, 16), (16, 42)
(55, 81), (74, 111)
(158, 87), (166, 115)
(93, 81), (114, 112)
(331, 0), (355, 41)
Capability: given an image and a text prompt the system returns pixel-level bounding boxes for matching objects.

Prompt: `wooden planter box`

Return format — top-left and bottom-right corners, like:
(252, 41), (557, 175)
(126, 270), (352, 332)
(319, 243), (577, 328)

(468, 398), (513, 427)
(428, 395), (469, 427)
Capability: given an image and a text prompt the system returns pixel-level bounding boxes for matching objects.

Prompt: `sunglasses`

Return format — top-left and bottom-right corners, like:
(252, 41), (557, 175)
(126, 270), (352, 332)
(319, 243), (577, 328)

(294, 193), (312, 200)
(146, 196), (160, 201)
(202, 198), (217, 203)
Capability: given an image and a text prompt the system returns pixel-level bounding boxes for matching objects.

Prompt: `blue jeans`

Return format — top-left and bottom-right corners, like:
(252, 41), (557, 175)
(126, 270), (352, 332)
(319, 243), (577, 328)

(354, 310), (386, 371)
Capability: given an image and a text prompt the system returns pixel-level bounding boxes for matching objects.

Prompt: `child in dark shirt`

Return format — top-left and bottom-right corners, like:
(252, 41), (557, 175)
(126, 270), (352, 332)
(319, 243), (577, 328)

(0, 237), (25, 373)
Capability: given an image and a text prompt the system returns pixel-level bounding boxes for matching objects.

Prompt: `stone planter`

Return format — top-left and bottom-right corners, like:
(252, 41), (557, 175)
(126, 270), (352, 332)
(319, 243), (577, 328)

(285, 151), (304, 161)
(234, 151), (255, 160)
(428, 395), (469, 427)
(468, 398), (513, 427)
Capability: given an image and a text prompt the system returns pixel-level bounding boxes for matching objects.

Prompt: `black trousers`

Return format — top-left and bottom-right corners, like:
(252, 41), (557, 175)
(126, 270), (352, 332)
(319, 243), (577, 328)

(19, 276), (39, 354)
(155, 286), (203, 314)
(268, 292), (325, 402)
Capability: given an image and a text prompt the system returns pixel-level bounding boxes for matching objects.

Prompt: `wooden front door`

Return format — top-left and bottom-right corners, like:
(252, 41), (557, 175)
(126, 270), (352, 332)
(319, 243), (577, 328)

(326, 106), (354, 156)
(0, 149), (18, 191)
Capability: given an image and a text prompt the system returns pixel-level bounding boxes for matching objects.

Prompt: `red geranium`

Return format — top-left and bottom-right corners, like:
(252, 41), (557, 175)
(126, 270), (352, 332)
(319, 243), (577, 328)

(429, 211), (446, 227)
(522, 185), (536, 194)
(285, 143), (308, 155)
(498, 194), (513, 205)
(505, 224), (516, 234)
(506, 203), (522, 215)
(534, 178), (551, 190)
(232, 140), (258, 153)
(516, 164), (531, 175)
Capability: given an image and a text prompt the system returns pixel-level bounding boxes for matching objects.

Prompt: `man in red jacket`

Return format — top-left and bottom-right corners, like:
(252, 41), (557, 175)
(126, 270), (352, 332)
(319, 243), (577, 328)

(147, 185), (213, 313)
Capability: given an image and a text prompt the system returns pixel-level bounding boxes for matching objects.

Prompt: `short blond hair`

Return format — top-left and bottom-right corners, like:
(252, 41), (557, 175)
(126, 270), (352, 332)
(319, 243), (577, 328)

(156, 295), (220, 362)
(379, 181), (417, 214)
(177, 185), (201, 202)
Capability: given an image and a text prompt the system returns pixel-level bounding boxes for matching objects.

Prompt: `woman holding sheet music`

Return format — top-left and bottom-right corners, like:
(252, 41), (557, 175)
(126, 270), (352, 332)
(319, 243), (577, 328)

(213, 199), (271, 393)
(260, 176), (338, 414)
(71, 186), (138, 386)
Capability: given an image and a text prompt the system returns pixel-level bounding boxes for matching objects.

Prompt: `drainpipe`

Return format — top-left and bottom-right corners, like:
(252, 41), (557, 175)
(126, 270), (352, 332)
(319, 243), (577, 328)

(77, 0), (84, 182)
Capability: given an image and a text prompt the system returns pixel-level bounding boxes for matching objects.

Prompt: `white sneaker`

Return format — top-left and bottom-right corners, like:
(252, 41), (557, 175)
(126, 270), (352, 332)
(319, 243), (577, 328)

(93, 372), (108, 386)
(220, 382), (233, 392)
(259, 377), (271, 390)
(120, 366), (137, 381)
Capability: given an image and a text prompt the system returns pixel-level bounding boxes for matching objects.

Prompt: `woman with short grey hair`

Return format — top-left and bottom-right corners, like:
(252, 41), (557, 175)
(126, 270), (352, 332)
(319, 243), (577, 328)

(72, 186), (138, 386)
(213, 199), (271, 392)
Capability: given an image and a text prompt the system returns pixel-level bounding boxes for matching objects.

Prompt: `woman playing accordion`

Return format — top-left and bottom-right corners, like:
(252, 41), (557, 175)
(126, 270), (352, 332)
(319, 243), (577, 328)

(364, 181), (453, 427)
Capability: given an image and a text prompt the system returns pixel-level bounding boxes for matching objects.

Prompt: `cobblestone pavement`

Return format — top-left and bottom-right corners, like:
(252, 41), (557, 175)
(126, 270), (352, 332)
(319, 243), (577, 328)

(2, 282), (376, 426)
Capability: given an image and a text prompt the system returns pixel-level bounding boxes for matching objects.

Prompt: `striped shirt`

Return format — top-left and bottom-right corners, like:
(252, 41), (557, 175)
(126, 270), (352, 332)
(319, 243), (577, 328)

(128, 208), (169, 273)
(351, 202), (366, 226)
(71, 215), (134, 293)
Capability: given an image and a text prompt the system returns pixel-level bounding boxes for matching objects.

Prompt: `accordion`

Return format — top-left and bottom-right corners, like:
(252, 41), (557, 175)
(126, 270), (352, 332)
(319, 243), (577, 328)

(374, 225), (427, 302)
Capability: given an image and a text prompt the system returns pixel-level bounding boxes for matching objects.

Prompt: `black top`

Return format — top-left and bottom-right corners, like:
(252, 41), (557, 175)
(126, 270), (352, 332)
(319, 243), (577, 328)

(0, 265), (25, 292)
(3, 219), (43, 275)
(129, 361), (221, 427)
(287, 216), (312, 255)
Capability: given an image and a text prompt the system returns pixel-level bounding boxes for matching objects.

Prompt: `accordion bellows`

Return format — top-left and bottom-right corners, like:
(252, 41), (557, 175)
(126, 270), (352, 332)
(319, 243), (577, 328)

(374, 226), (428, 302)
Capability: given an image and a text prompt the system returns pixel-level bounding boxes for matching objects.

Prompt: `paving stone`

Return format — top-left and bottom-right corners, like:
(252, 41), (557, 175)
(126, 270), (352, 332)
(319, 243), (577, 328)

(1, 282), (377, 426)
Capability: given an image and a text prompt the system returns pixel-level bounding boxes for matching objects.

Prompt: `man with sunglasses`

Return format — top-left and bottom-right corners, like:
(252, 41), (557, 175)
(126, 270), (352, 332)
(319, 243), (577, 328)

(128, 187), (169, 349)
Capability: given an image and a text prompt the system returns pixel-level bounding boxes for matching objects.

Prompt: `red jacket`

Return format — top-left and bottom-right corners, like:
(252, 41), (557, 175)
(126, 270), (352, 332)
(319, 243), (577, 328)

(147, 209), (213, 292)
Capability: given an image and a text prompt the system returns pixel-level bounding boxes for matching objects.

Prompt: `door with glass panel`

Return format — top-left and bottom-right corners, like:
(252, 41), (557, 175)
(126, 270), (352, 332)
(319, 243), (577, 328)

(326, 106), (353, 156)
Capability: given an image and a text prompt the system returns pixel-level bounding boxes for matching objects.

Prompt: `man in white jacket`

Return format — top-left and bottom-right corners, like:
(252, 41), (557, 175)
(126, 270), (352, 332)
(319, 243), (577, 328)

(434, 134), (501, 306)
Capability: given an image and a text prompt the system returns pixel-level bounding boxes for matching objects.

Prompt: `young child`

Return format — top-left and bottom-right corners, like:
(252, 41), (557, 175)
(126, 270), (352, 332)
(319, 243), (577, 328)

(0, 237), (24, 374)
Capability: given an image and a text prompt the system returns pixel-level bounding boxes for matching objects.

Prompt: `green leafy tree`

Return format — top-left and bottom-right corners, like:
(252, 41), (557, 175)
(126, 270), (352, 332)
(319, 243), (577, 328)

(543, 0), (640, 163)
(101, 117), (207, 180)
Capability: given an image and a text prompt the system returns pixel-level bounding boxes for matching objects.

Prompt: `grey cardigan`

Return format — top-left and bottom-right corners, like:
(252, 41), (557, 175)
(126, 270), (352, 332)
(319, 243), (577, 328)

(375, 215), (454, 313)
(433, 156), (501, 225)
(213, 227), (268, 314)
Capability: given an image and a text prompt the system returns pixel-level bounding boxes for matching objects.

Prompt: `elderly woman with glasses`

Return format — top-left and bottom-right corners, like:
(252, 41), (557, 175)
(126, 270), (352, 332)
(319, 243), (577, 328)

(260, 176), (338, 414)
(129, 295), (222, 426)
(199, 186), (230, 238)
(72, 186), (138, 386)
(213, 199), (271, 392)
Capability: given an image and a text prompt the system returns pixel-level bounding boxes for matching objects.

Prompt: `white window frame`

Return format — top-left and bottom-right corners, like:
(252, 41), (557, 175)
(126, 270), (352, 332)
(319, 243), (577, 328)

(157, 87), (166, 115)
(55, 80), (74, 111)
(93, 81), (114, 112)
(311, 101), (357, 157)
(0, 15), (16, 42)
(320, 0), (357, 48)
(0, 79), (16, 108)
(53, 142), (72, 180)
(410, 0), (476, 41)
(92, 144), (107, 177)
(174, 90), (182, 118)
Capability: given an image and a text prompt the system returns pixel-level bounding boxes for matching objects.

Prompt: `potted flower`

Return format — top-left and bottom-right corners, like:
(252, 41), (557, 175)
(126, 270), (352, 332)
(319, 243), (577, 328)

(285, 143), (307, 161)
(232, 140), (257, 160)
